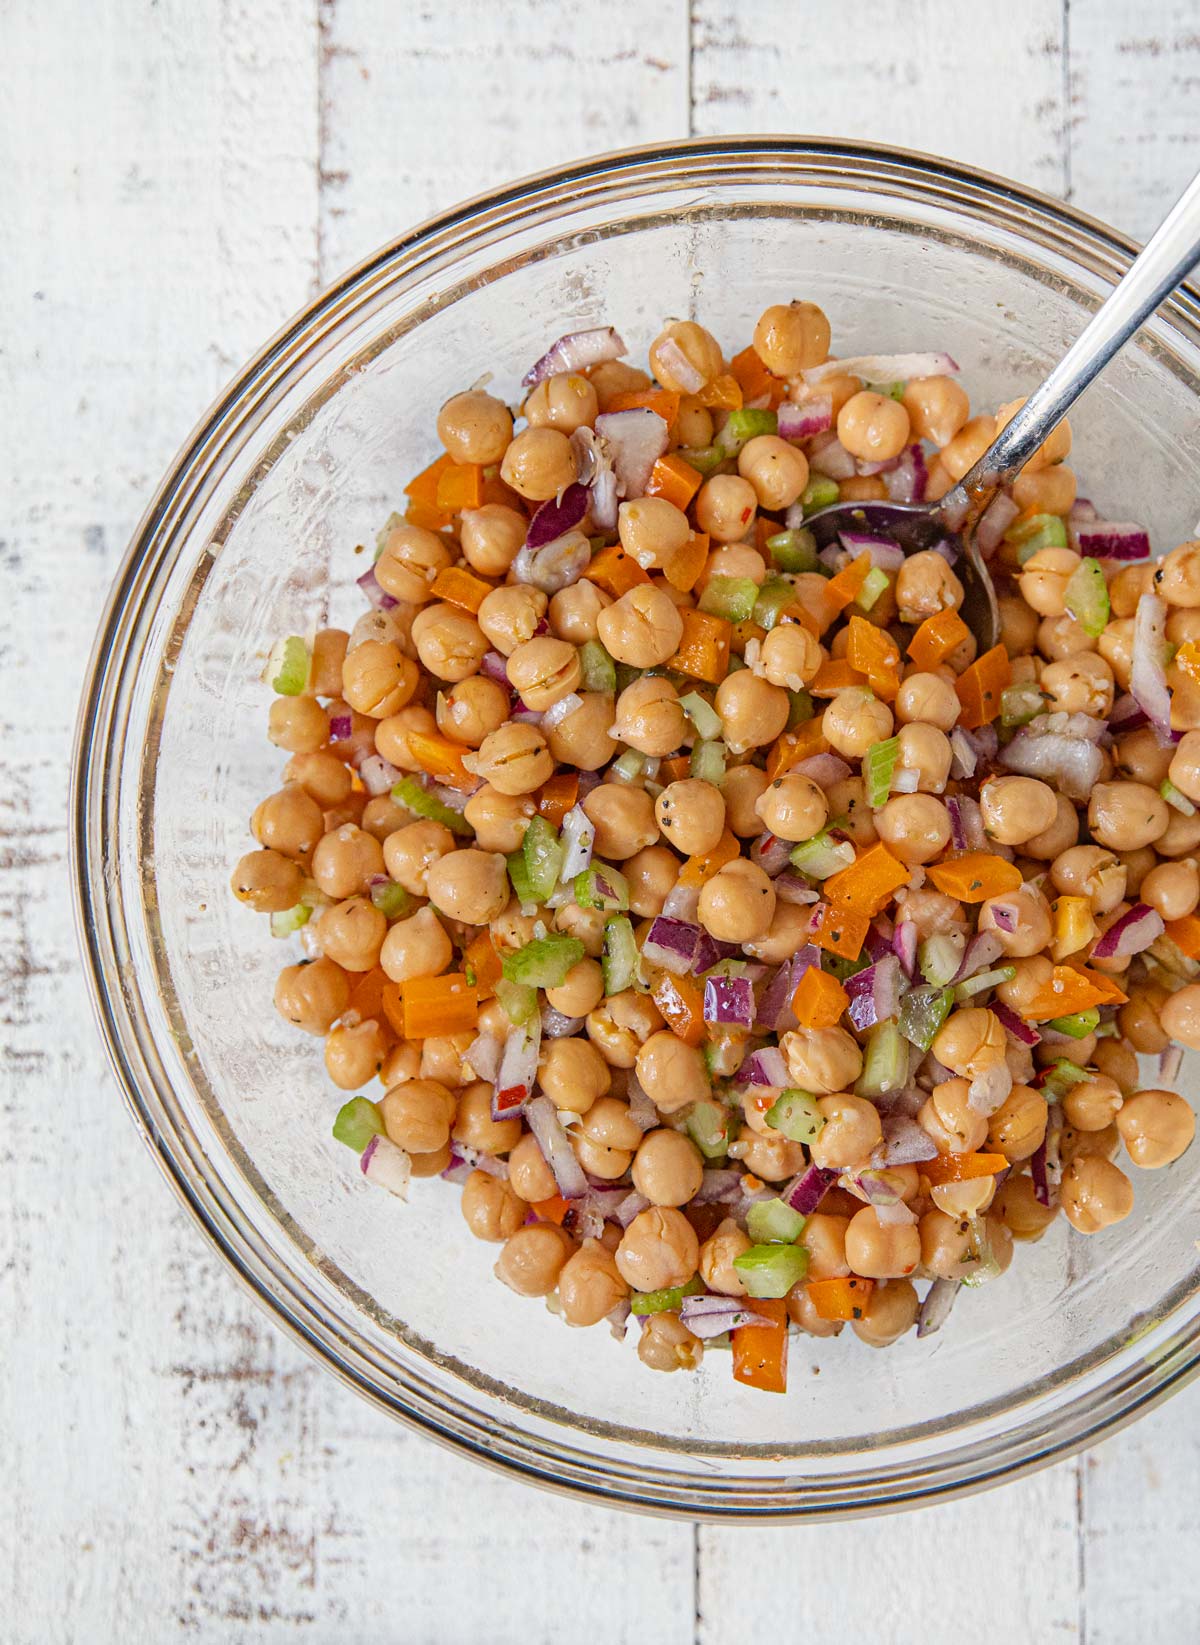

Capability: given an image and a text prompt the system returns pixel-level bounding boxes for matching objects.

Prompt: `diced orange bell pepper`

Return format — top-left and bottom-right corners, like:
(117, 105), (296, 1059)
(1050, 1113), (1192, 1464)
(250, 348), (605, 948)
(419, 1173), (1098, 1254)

(921, 1151), (1009, 1187)
(664, 531), (709, 594)
(463, 929), (502, 999)
(907, 607), (972, 671)
(652, 972), (706, 1047)
(809, 902), (871, 961)
(347, 967), (390, 1028)
(809, 657), (868, 697)
(435, 462), (484, 514)
(926, 854), (1024, 903)
(824, 843), (910, 919)
(605, 388), (680, 427)
(537, 771), (579, 827)
(401, 972), (479, 1039)
(480, 470), (524, 511)
(805, 1276), (875, 1322)
(405, 452), (455, 507)
(407, 730), (475, 792)
(730, 345), (784, 409)
(786, 584), (845, 639)
(846, 614), (901, 701)
(791, 966), (850, 1029)
(405, 498), (452, 532)
(531, 1194), (570, 1226)
(753, 516), (777, 555)
(429, 565), (493, 614)
(1024, 964), (1128, 1021)
(677, 828), (741, 888)
(1175, 640), (1200, 685)
(665, 608), (733, 685)
(657, 754), (693, 785)
(765, 719), (830, 782)
(696, 371), (746, 411)
(583, 543), (649, 599)
(955, 644), (1012, 730)
(646, 453), (704, 512)
(380, 980), (407, 1039)
(1165, 912), (1200, 959)
(732, 619), (766, 654)
(825, 552), (873, 611)
(732, 1297), (788, 1393)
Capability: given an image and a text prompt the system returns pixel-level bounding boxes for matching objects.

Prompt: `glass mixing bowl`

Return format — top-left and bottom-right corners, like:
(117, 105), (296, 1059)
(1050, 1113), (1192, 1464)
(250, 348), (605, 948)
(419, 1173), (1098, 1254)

(72, 138), (1200, 1519)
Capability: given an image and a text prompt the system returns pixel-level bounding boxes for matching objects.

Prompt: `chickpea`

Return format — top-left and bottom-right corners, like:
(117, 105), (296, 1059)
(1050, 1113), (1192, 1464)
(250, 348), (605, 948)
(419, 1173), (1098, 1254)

(932, 1009), (1008, 1081)
(931, 1176), (996, 1218)
(324, 1018), (389, 1090)
(637, 1311), (704, 1372)
(281, 755), (350, 815)
(846, 1277), (918, 1347)
(1018, 547), (1080, 618)
(1167, 730), (1200, 807)
(378, 1076), (453, 1154)
(274, 958), (350, 1035)
(737, 435), (809, 510)
(1063, 1075), (1124, 1133)
(308, 626), (350, 695)
(1060, 1155), (1134, 1234)
(266, 694), (328, 755)
(1153, 539), (1200, 607)
(734, 1124), (806, 1182)
(837, 391), (911, 463)
(615, 1206), (700, 1293)
(931, 416), (991, 485)
(418, 1032), (472, 1087)
(920, 1078), (989, 1155)
(252, 785), (325, 860)
(474, 723), (554, 796)
(340, 640), (418, 721)
(1050, 845), (1127, 915)
(1088, 782), (1169, 851)
(557, 1239), (628, 1327)
(699, 1217), (752, 1296)
(1038, 610), (1096, 662)
(548, 581), (609, 648)
(1142, 859), (1200, 922)
(458, 1169), (527, 1243)
(506, 637), (581, 713)
(538, 1037), (610, 1116)
(979, 776), (1059, 847)
(844, 1206), (921, 1280)
(499, 426), (576, 501)
(543, 956), (605, 1020)
(631, 1128), (704, 1207)
(1158, 981), (1200, 1050)
(697, 859), (776, 944)
(1157, 806), (1200, 857)
(675, 395), (714, 447)
(230, 848), (304, 913)
(789, 1213), (848, 1284)
(494, 1222), (575, 1297)
(474, 588), (543, 661)
(1113, 730), (1169, 795)
(614, 677), (686, 758)
(822, 686), (894, 759)
(649, 320), (723, 392)
(373, 524), (452, 605)
(752, 301), (830, 374)
(753, 772), (827, 844)
(742, 899), (815, 967)
(572, 1110), (635, 1183)
(596, 584), (684, 669)
(610, 848), (673, 925)
(873, 794), (952, 866)
(993, 397), (1071, 472)
(1060, 1121), (1118, 1167)
(589, 989), (665, 1067)
(545, 691), (617, 772)
(808, 1094), (883, 1170)
(455, 506), (522, 580)
(895, 671), (960, 731)
(1024, 793), (1080, 861)
(435, 388), (513, 464)
(1117, 982), (1169, 1054)
(987, 1084), (1048, 1162)
(311, 824), (385, 899)
(582, 782), (657, 861)
(901, 375), (969, 447)
(618, 496), (692, 571)
(896, 551), (964, 625)
(508, 1132), (557, 1203)
(589, 358), (652, 409)
(523, 370), (598, 434)
(555, 901), (609, 958)
(1040, 652), (1114, 717)
(319, 897), (387, 973)
(1091, 1038), (1139, 1095)
(780, 1025), (863, 1094)
(380, 905), (452, 983)
(919, 1209), (983, 1281)
(635, 1031), (709, 1115)
(694, 474), (758, 544)
(783, 1281), (843, 1339)
(436, 675), (509, 748)
(374, 705), (437, 771)
(756, 623), (820, 693)
(1013, 463), (1077, 516)
(378, 820), (450, 897)
(650, 778), (723, 858)
(715, 670), (790, 755)
(821, 775), (875, 849)
(424, 848), (508, 925)
(702, 544), (767, 589)
(411, 603), (488, 683)
(990, 1172), (1056, 1242)
(722, 764), (771, 836)
(1115, 1089), (1195, 1169)
(460, 785), (532, 855)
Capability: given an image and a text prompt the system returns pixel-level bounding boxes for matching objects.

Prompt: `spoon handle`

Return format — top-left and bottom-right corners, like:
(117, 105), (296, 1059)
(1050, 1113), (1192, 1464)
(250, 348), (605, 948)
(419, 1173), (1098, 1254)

(956, 166), (1200, 499)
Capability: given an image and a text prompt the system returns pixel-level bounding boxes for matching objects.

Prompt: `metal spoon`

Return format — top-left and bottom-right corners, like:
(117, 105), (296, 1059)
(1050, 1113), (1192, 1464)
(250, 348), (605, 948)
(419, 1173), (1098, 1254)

(805, 168), (1200, 650)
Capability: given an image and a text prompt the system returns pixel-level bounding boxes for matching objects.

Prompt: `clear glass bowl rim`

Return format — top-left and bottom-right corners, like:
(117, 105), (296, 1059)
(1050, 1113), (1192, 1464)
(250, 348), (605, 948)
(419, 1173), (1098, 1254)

(71, 135), (1200, 1521)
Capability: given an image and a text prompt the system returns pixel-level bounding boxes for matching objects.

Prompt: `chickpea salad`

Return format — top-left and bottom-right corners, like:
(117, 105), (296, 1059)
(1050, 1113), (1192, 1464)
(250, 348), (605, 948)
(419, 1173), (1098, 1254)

(232, 304), (1198, 1393)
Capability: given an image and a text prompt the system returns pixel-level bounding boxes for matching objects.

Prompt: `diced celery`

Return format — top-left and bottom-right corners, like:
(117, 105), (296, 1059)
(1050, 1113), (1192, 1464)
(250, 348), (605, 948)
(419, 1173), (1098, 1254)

(579, 639), (617, 693)
(1063, 556), (1110, 638)
(867, 380), (906, 401)
(753, 576), (797, 630)
(610, 748), (648, 783)
(679, 690), (723, 740)
(674, 444), (726, 478)
(1000, 681), (1045, 726)
(746, 1198), (807, 1245)
(767, 527), (819, 573)
(267, 635), (311, 696)
(954, 965), (1016, 1001)
(856, 1020), (909, 1096)
(898, 985), (953, 1051)
(766, 1089), (824, 1144)
(374, 510), (403, 559)
(332, 1096), (385, 1153)
(800, 475), (840, 516)
(614, 661), (641, 695)
(1006, 512), (1068, 563)
(370, 880), (415, 919)
(789, 830), (857, 879)
(787, 689), (815, 728)
(391, 775), (474, 837)
(690, 740), (726, 784)
(1041, 1057), (1091, 1100)
(602, 914), (639, 995)
(718, 407), (778, 455)
(863, 735), (900, 808)
(494, 978), (539, 1024)
(920, 933), (964, 988)
(685, 1100), (731, 1160)
(725, 652), (747, 674)
(629, 1275), (704, 1316)
(856, 566), (891, 611)
(507, 815), (563, 905)
(1047, 1006), (1100, 1038)
(733, 1242), (809, 1298)
(502, 934), (585, 990)
(699, 575), (760, 623)
(574, 864), (631, 912)
(1161, 778), (1196, 817)
(270, 902), (312, 939)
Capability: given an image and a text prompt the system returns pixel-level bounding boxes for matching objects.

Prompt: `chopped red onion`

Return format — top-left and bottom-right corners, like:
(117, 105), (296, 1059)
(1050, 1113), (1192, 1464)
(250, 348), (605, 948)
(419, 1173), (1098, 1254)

(356, 564), (399, 610)
(1070, 497), (1098, 523)
(606, 1298), (631, 1341)
(492, 1017), (541, 1122)
(595, 407), (670, 499)
(480, 650), (510, 685)
(526, 483), (590, 549)
(837, 530), (905, 572)
(328, 712), (352, 741)
(1132, 592), (1174, 742)
(802, 351), (959, 387)
(513, 528), (591, 593)
(782, 1164), (838, 1215)
(558, 805), (595, 882)
(945, 794), (969, 850)
(847, 1166), (910, 1206)
(808, 430), (857, 480)
(883, 443), (928, 505)
(661, 880), (700, 922)
(856, 455), (900, 477)
(845, 954), (903, 1031)
(541, 1003), (584, 1038)
(774, 873), (821, 906)
(440, 1153), (473, 1186)
(1160, 1044), (1184, 1086)
(992, 1000), (1040, 1046)
(679, 1295), (775, 1338)
(360, 1134), (411, 1198)
(465, 1031), (502, 1083)
(949, 732), (977, 782)
(917, 1277), (960, 1338)
(571, 425), (619, 529)
(974, 492), (1020, 557)
(795, 753), (852, 789)
(968, 1059), (1013, 1116)
(511, 702), (544, 725)
(523, 325), (626, 387)
(756, 960), (796, 1032)
(615, 1190), (651, 1227)
(542, 691), (584, 732)
(750, 832), (792, 877)
(738, 1045), (789, 1087)
(625, 1075), (658, 1133)
(894, 919), (918, 979)
(358, 753), (402, 797)
(988, 901), (1020, 935)
(878, 1114), (938, 1166)
(642, 916), (700, 975)
(954, 930), (1004, 982)
(1091, 901), (1164, 959)
(777, 394), (833, 440)
(1070, 519), (1151, 560)
(692, 1168), (744, 1206)
(526, 1095), (589, 1198)
(998, 726), (1104, 802)
(654, 335), (706, 394)
(1109, 692), (1149, 733)
(589, 465), (619, 531)
(454, 1142), (510, 1179)
(875, 1199), (919, 1226)
(703, 975), (755, 1026)
(890, 767), (920, 794)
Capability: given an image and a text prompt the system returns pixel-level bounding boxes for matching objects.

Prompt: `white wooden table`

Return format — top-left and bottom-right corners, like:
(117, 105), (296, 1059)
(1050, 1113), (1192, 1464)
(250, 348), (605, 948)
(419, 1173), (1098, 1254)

(6, 2), (1200, 1638)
